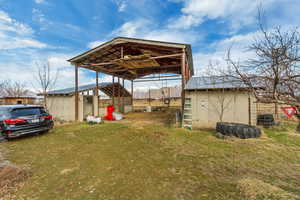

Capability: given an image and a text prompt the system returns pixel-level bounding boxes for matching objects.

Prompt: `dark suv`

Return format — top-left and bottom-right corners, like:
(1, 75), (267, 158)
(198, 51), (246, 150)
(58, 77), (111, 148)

(0, 105), (54, 139)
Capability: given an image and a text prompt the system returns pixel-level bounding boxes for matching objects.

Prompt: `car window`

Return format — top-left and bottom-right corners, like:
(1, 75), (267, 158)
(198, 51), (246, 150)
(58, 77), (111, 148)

(40, 108), (47, 114)
(0, 108), (10, 120)
(11, 107), (42, 117)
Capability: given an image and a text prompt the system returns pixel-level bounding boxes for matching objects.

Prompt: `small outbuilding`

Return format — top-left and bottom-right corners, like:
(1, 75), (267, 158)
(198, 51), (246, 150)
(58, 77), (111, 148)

(0, 96), (38, 105)
(184, 76), (258, 128)
(45, 82), (132, 122)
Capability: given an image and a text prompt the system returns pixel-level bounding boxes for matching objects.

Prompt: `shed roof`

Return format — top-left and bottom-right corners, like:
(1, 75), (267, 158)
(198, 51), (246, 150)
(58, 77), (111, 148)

(68, 37), (194, 80)
(0, 96), (37, 99)
(185, 76), (251, 90)
(47, 82), (131, 97)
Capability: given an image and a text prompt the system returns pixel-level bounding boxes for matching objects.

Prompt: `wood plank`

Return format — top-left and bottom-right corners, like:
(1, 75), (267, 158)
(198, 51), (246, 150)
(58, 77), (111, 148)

(133, 78), (182, 82)
(181, 49), (186, 125)
(131, 80), (133, 106)
(87, 53), (182, 66)
(75, 65), (79, 121)
(118, 77), (120, 112)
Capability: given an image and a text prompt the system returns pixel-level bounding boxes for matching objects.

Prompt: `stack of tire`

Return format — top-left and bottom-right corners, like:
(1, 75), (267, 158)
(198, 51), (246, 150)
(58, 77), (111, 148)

(257, 114), (275, 128)
(216, 122), (261, 139)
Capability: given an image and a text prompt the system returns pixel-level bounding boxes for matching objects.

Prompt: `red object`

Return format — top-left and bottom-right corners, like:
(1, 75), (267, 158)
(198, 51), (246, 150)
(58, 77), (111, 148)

(42, 115), (53, 119)
(4, 118), (26, 125)
(105, 105), (115, 120)
(281, 106), (297, 118)
(6, 130), (12, 135)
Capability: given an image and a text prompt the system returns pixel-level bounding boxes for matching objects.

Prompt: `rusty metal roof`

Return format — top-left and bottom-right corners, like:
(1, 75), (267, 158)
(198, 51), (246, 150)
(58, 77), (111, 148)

(68, 37), (194, 80)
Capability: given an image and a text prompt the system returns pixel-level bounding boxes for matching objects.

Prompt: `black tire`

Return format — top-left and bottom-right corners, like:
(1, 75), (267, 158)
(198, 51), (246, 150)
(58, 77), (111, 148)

(216, 122), (261, 139)
(216, 122), (222, 132)
(257, 114), (275, 127)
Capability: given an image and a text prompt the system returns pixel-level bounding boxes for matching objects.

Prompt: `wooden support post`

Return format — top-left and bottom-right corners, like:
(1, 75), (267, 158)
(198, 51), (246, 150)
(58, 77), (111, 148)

(148, 88), (151, 106)
(95, 71), (99, 116)
(75, 65), (79, 121)
(181, 50), (186, 124)
(122, 78), (125, 113)
(275, 102), (278, 120)
(248, 96), (252, 125)
(120, 46), (124, 113)
(131, 80), (133, 108)
(118, 77), (120, 112)
(112, 76), (115, 105)
(98, 72), (101, 112)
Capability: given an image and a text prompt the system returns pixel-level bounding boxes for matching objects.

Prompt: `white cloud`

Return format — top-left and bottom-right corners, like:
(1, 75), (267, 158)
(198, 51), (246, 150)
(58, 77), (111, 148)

(0, 52), (97, 92)
(112, 18), (200, 44)
(112, 19), (149, 37)
(112, 0), (127, 12)
(0, 10), (48, 49)
(170, 14), (203, 29)
(87, 40), (106, 48)
(169, 0), (275, 30)
(32, 8), (46, 23)
(34, 0), (46, 4)
(193, 32), (258, 75)
(0, 10), (33, 35)
(0, 38), (47, 50)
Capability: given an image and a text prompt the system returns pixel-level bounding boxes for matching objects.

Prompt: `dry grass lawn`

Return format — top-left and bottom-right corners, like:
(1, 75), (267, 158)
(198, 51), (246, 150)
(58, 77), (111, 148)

(1, 112), (300, 200)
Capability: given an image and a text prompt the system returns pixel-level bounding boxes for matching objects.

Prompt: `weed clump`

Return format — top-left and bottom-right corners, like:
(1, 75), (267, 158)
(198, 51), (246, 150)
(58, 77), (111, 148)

(237, 178), (297, 200)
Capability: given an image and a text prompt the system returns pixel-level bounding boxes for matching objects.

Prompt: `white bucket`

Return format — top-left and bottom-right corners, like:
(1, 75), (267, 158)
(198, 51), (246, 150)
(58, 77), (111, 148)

(86, 116), (102, 124)
(146, 106), (152, 112)
(113, 112), (123, 120)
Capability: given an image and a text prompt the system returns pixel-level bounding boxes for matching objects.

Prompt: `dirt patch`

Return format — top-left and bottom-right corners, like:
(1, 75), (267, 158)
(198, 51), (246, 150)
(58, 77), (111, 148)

(122, 110), (179, 128)
(0, 164), (30, 198)
(237, 178), (298, 200)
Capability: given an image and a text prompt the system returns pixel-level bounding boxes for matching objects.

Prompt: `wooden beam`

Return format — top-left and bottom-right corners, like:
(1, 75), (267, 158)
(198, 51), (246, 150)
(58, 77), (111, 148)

(181, 49), (186, 124)
(121, 46), (124, 58)
(95, 72), (99, 116)
(122, 78), (125, 113)
(131, 80), (133, 107)
(118, 77), (120, 112)
(135, 75), (181, 80)
(120, 46), (124, 113)
(133, 78), (182, 82)
(75, 65), (79, 121)
(86, 53), (183, 66)
(149, 53), (182, 60)
(112, 76), (115, 105)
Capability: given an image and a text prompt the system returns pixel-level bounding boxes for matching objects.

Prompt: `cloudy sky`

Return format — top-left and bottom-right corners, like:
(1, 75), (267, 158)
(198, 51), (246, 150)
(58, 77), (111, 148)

(0, 0), (299, 91)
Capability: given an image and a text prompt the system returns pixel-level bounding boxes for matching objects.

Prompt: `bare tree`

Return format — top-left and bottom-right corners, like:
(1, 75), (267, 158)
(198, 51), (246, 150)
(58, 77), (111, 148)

(0, 81), (5, 96)
(33, 61), (59, 108)
(204, 62), (238, 122)
(1, 80), (31, 97)
(226, 8), (300, 131)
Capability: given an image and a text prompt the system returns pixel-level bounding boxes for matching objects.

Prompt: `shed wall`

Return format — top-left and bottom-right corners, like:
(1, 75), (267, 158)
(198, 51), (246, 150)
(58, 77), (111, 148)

(46, 96), (76, 121)
(186, 90), (257, 128)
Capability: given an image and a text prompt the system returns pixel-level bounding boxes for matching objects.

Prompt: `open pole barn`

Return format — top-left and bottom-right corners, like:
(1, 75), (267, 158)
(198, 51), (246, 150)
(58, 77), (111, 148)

(68, 37), (194, 121)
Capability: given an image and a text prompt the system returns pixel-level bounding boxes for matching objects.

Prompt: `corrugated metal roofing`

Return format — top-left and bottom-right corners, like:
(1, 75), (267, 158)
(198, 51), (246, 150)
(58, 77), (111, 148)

(48, 82), (112, 95)
(185, 76), (249, 90)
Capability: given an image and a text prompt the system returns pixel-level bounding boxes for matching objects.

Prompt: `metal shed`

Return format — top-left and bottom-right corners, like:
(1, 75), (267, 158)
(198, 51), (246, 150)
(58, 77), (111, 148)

(184, 76), (258, 128)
